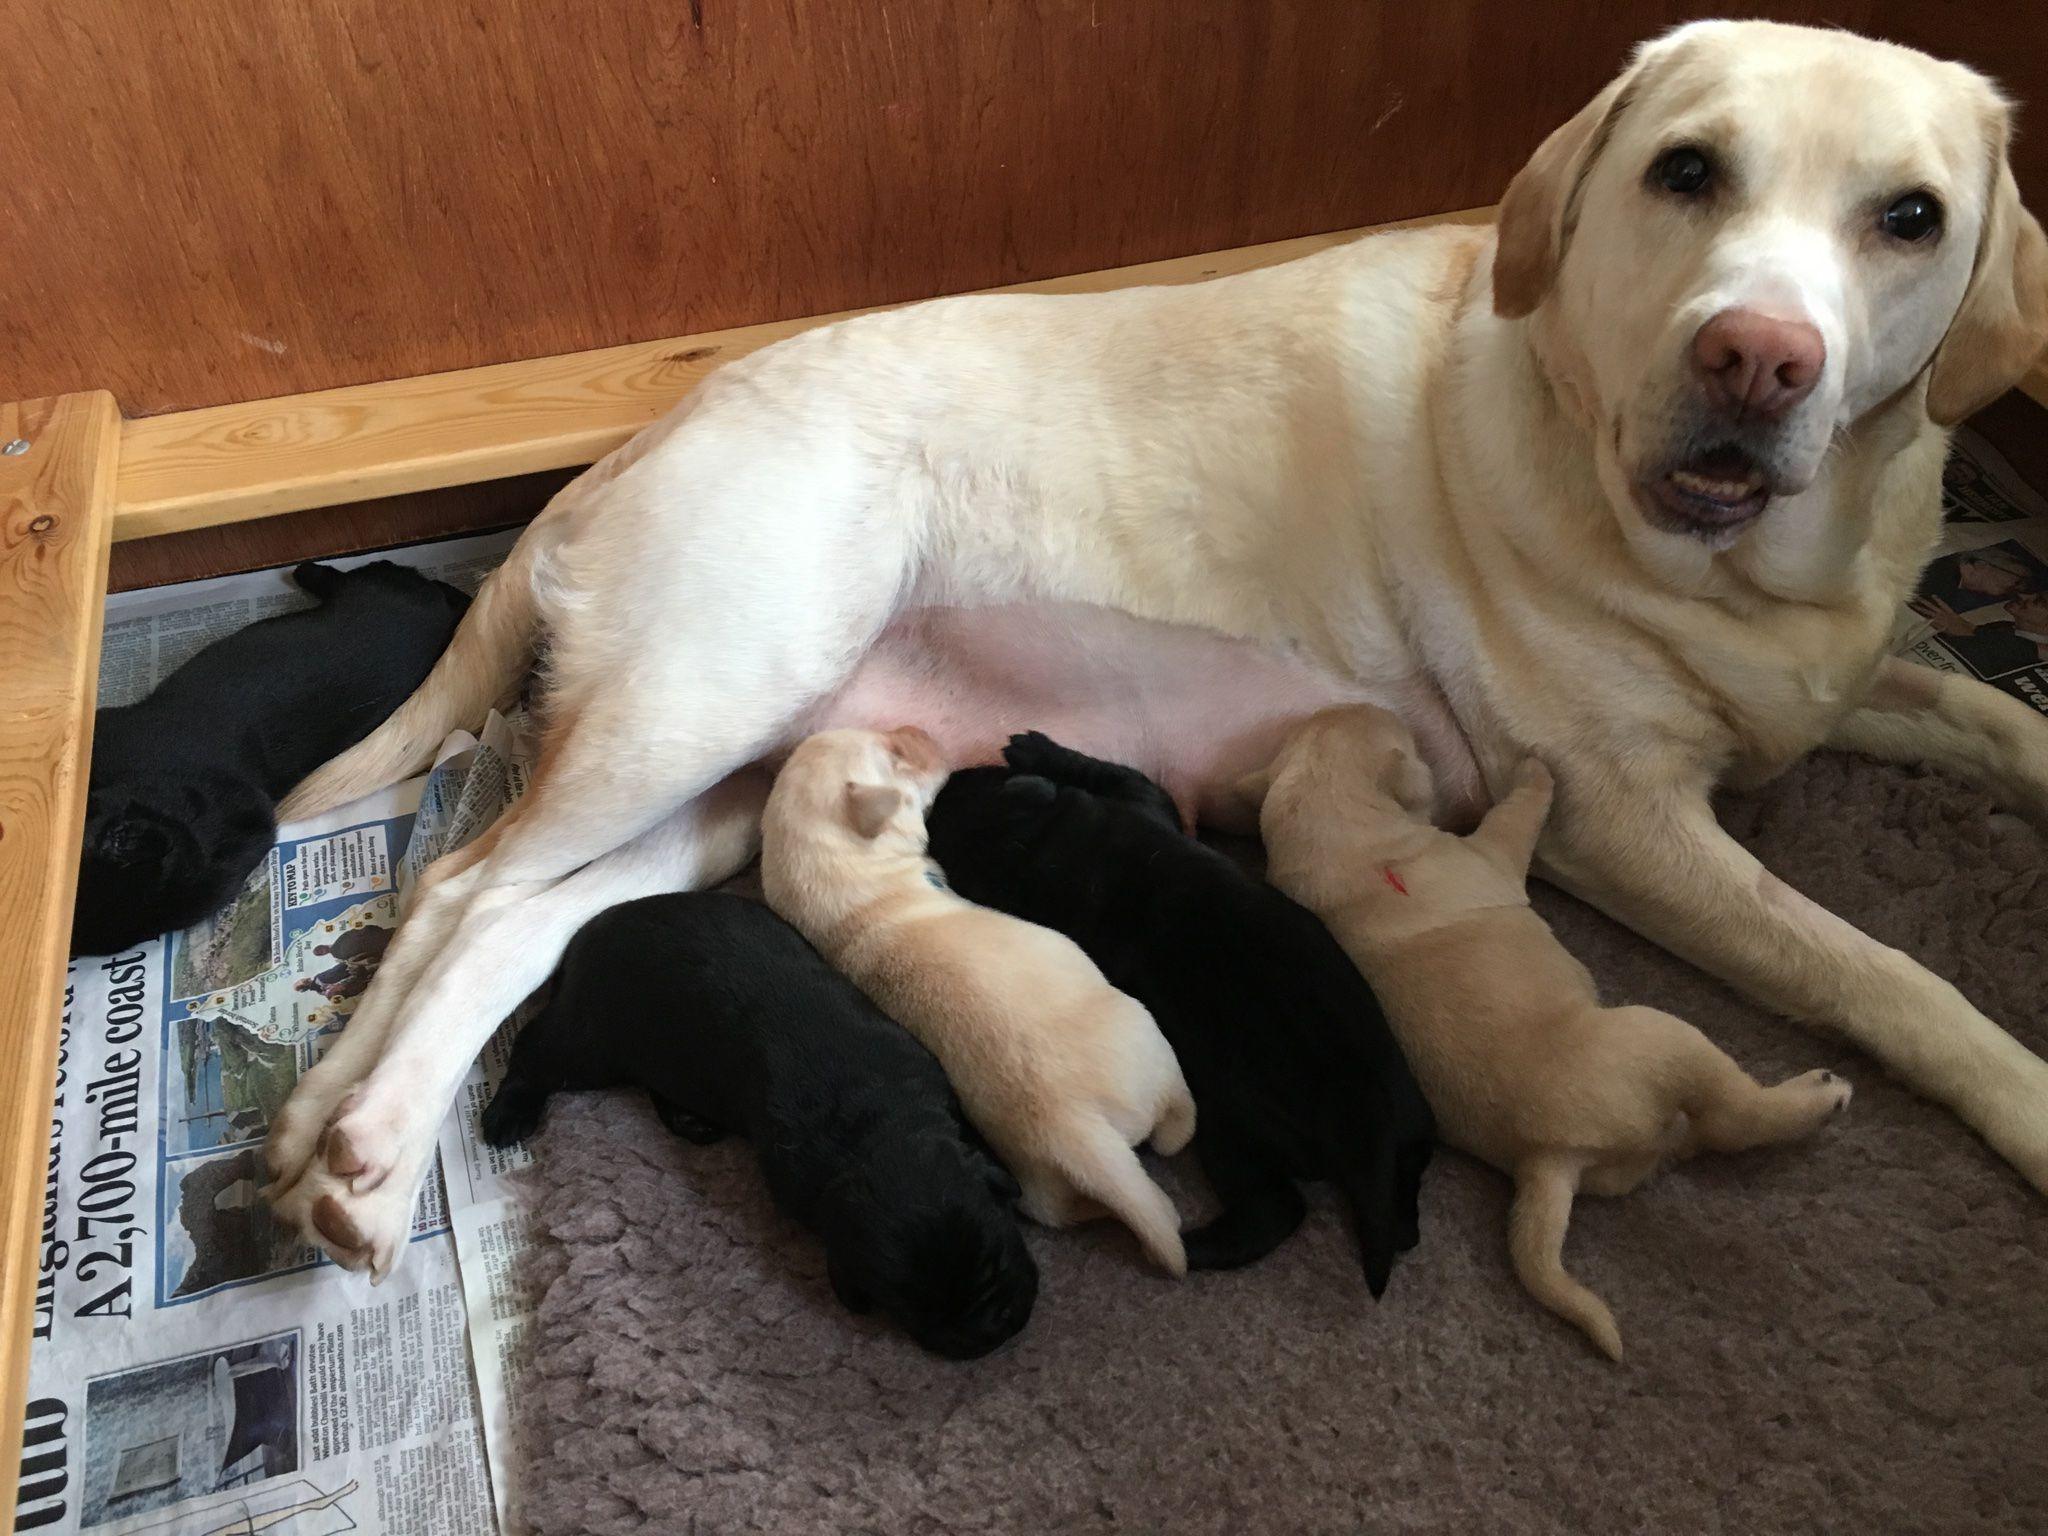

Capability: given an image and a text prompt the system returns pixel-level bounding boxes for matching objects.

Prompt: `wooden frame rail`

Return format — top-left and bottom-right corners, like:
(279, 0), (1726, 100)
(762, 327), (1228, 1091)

(112, 207), (1495, 540)
(0, 397), (118, 1535)
(3, 202), (2045, 1534)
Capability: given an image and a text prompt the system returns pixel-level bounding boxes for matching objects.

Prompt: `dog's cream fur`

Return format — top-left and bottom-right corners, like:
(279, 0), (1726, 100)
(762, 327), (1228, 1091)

(760, 727), (1195, 1275)
(1250, 707), (1853, 1359)
(263, 21), (2048, 1278)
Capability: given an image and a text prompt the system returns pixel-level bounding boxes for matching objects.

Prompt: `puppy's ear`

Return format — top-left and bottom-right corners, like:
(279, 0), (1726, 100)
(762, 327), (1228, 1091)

(826, 1252), (873, 1314)
(1494, 59), (1645, 318)
(1231, 766), (1276, 813)
(998, 774), (1059, 810)
(884, 726), (945, 776)
(1927, 109), (2048, 424)
(844, 781), (905, 839)
(290, 561), (344, 600)
(983, 1156), (1023, 1204)
(1375, 745), (1437, 818)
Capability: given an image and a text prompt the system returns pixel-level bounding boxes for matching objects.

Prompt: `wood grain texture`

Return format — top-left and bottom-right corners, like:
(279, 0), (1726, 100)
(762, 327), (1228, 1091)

(113, 207), (1496, 537)
(0, 395), (118, 1532)
(1, 0), (1957, 417)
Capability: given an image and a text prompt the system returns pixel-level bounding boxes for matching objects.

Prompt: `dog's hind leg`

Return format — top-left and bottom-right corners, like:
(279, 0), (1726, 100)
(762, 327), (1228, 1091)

(1182, 1118), (1308, 1272)
(1151, 1074), (1197, 1155)
(1053, 1116), (1187, 1277)
(1509, 1153), (1621, 1361)
(1631, 1007), (1854, 1152)
(272, 773), (768, 1276)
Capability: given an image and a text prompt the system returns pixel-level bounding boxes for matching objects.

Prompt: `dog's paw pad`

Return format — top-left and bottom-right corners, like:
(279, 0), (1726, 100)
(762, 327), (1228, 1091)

(322, 1125), (368, 1178)
(312, 1192), (369, 1254)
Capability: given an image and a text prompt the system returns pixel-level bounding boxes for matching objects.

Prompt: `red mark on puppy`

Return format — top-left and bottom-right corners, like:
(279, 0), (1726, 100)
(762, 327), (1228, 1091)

(1382, 867), (1408, 895)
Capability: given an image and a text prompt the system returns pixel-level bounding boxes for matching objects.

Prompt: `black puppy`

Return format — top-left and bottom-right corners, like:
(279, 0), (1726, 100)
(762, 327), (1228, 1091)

(926, 732), (1435, 1296)
(481, 891), (1039, 1360)
(73, 561), (469, 955)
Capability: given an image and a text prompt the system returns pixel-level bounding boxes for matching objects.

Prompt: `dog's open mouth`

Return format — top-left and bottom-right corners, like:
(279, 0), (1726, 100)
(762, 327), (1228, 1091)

(1642, 445), (1773, 538)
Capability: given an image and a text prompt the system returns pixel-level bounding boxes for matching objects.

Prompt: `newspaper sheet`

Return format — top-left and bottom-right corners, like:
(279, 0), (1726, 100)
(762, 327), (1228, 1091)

(1890, 423), (2048, 720)
(20, 532), (520, 1536)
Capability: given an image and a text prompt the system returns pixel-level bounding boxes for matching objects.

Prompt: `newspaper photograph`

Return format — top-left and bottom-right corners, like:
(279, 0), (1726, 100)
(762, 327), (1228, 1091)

(1889, 423), (2048, 720)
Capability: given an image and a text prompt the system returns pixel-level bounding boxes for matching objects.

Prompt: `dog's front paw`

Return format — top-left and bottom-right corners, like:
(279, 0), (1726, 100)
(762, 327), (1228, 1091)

(264, 1057), (365, 1192)
(1001, 732), (1065, 775)
(270, 1161), (425, 1282)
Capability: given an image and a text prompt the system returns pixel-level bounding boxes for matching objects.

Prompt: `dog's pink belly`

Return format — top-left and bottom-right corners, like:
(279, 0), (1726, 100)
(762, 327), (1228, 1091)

(790, 603), (1486, 831)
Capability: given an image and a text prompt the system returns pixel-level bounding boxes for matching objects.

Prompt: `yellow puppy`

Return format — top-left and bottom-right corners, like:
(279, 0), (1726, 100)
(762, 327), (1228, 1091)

(1247, 706), (1850, 1359)
(761, 726), (1194, 1275)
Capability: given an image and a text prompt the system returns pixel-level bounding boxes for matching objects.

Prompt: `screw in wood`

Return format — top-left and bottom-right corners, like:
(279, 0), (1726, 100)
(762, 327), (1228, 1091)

(2, 438), (29, 455)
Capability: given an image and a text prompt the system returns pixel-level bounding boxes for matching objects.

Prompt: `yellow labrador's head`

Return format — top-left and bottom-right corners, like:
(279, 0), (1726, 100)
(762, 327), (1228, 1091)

(777, 726), (951, 849)
(1496, 21), (2047, 548)
(1240, 705), (1435, 846)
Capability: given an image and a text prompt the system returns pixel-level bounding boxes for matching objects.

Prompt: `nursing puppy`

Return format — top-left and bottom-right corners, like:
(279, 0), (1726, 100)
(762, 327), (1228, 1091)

(925, 733), (1435, 1295)
(1250, 707), (1852, 1359)
(73, 561), (469, 956)
(761, 726), (1195, 1275)
(480, 890), (1037, 1359)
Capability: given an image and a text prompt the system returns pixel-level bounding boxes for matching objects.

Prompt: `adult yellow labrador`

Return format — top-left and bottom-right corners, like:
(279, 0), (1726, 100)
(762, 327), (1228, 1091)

(264, 20), (2047, 1277)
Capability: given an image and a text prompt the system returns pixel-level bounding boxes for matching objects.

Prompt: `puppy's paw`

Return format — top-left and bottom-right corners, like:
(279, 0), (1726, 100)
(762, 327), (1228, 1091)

(1513, 756), (1556, 799)
(1784, 1067), (1853, 1126)
(1002, 731), (1059, 765)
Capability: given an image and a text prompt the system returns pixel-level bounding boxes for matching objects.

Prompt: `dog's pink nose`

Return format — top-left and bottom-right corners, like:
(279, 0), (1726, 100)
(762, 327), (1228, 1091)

(1692, 308), (1825, 418)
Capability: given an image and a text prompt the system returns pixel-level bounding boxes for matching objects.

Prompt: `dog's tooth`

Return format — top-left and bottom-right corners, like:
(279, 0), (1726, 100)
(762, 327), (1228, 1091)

(1670, 469), (1761, 501)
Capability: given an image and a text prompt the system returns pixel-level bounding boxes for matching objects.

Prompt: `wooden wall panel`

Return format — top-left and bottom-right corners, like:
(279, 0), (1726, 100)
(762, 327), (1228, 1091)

(3, 1), (2037, 416)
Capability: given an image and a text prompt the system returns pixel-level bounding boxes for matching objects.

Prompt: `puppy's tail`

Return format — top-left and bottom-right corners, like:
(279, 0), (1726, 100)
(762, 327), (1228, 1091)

(277, 520), (548, 821)
(1509, 1153), (1622, 1362)
(1058, 1116), (1187, 1277)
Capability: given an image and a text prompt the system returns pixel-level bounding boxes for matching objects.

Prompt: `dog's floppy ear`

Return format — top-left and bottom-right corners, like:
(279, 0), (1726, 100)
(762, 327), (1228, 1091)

(844, 781), (905, 839)
(1494, 61), (1644, 319)
(1926, 112), (2048, 425)
(1231, 766), (1276, 813)
(982, 1155), (1023, 1204)
(1374, 744), (1436, 818)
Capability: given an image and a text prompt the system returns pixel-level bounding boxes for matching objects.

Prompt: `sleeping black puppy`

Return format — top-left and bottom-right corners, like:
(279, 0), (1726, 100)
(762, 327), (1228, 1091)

(72, 560), (469, 955)
(480, 891), (1039, 1360)
(925, 732), (1436, 1296)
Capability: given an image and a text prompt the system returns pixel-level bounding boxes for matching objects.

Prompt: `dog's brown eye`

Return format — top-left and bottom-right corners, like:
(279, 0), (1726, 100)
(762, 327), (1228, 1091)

(1652, 146), (1713, 197)
(1881, 190), (1943, 243)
